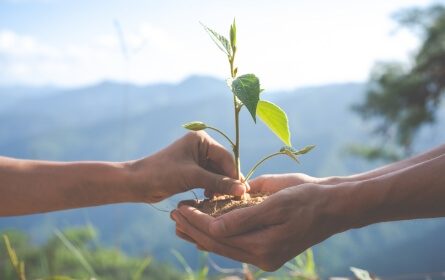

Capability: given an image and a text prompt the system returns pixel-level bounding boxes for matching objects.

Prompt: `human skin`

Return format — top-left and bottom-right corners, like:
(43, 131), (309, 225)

(171, 144), (445, 271)
(0, 131), (246, 216)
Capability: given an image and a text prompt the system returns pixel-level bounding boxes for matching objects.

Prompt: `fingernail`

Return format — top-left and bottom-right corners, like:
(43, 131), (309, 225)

(170, 210), (177, 221)
(210, 218), (226, 236)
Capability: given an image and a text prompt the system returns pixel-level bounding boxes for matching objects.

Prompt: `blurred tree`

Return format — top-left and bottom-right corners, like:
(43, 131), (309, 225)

(352, 4), (445, 160)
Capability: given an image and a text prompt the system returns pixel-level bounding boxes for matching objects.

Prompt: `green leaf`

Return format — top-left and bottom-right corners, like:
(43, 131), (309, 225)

(230, 18), (237, 50)
(232, 74), (261, 122)
(182, 121), (207, 131)
(280, 145), (315, 156)
(257, 100), (291, 145)
(201, 23), (232, 56)
(280, 146), (300, 163)
(294, 145), (316, 155)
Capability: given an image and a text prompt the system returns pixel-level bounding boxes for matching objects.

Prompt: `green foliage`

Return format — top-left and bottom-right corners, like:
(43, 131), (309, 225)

(171, 249), (209, 280)
(257, 100), (291, 146)
(244, 249), (319, 280)
(185, 20), (314, 181)
(201, 23), (232, 56)
(230, 19), (237, 51)
(1, 227), (183, 280)
(232, 74), (261, 122)
(3, 234), (26, 280)
(353, 4), (445, 160)
(54, 229), (97, 278)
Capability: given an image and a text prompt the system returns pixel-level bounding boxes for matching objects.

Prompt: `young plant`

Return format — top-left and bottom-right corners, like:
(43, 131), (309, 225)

(183, 19), (314, 184)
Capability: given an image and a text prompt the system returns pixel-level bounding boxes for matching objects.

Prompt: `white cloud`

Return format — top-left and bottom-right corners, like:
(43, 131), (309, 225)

(0, 23), (187, 87)
(0, 14), (420, 89)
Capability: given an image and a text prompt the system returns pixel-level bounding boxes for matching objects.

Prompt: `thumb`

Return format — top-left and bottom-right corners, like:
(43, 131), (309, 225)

(191, 167), (247, 196)
(209, 203), (266, 237)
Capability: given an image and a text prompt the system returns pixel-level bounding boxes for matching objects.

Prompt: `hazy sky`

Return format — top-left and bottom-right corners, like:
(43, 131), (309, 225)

(0, 0), (441, 90)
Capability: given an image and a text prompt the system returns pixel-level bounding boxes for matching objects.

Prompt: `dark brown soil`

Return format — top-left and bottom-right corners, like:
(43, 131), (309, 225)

(196, 193), (269, 217)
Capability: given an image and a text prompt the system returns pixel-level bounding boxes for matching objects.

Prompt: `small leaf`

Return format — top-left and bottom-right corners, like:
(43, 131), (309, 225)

(182, 121), (208, 131)
(294, 145), (316, 155)
(280, 146), (300, 163)
(232, 74), (261, 122)
(280, 145), (315, 156)
(201, 23), (232, 56)
(257, 100), (291, 146)
(230, 18), (237, 50)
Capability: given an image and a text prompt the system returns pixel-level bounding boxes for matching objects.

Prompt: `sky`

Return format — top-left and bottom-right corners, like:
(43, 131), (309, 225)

(0, 0), (442, 90)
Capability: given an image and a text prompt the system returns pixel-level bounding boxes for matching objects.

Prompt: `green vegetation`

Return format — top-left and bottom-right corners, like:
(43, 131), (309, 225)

(2, 227), (321, 280)
(1, 227), (182, 280)
(183, 20), (314, 182)
(352, 4), (445, 160)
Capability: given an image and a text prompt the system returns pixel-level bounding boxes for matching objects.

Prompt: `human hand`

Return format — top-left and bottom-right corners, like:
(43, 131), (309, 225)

(171, 182), (351, 271)
(129, 131), (247, 203)
(248, 173), (321, 194)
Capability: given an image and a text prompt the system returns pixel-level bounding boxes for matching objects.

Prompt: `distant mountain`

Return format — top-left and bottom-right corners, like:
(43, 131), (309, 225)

(0, 76), (444, 276)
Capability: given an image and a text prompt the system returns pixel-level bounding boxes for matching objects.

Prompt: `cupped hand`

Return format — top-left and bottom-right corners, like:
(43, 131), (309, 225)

(171, 183), (349, 271)
(129, 131), (247, 203)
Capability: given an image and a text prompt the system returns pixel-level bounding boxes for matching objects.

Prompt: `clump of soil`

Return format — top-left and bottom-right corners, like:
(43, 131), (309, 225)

(196, 192), (269, 217)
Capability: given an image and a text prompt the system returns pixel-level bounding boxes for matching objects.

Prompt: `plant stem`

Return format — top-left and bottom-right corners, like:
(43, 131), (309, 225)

(206, 126), (235, 148)
(244, 152), (284, 182)
(233, 101), (241, 180)
(229, 50), (241, 180)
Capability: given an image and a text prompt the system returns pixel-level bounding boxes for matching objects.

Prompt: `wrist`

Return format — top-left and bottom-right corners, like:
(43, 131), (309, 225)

(325, 179), (388, 231)
(320, 180), (376, 233)
(125, 155), (162, 203)
(108, 161), (141, 202)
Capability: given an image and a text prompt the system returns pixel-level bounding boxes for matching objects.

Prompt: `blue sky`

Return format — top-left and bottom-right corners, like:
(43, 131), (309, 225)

(0, 0), (441, 90)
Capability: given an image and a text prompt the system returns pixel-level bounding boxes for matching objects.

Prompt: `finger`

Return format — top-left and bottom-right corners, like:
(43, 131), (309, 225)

(248, 175), (268, 193)
(176, 228), (196, 244)
(173, 209), (252, 263)
(248, 174), (295, 194)
(191, 167), (246, 196)
(179, 203), (266, 238)
(206, 140), (238, 179)
(177, 200), (198, 208)
(178, 205), (261, 249)
(178, 205), (215, 234)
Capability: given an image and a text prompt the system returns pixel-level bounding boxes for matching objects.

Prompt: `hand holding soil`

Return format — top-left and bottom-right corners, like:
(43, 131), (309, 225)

(172, 179), (344, 272)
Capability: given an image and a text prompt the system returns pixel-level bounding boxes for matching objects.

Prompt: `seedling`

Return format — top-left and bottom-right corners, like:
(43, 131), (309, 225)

(183, 19), (314, 186)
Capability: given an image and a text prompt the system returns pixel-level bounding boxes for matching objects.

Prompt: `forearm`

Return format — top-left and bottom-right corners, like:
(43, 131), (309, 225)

(322, 143), (445, 184)
(0, 157), (141, 216)
(334, 153), (445, 230)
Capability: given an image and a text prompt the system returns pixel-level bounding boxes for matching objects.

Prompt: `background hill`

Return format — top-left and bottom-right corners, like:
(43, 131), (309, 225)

(0, 76), (444, 277)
